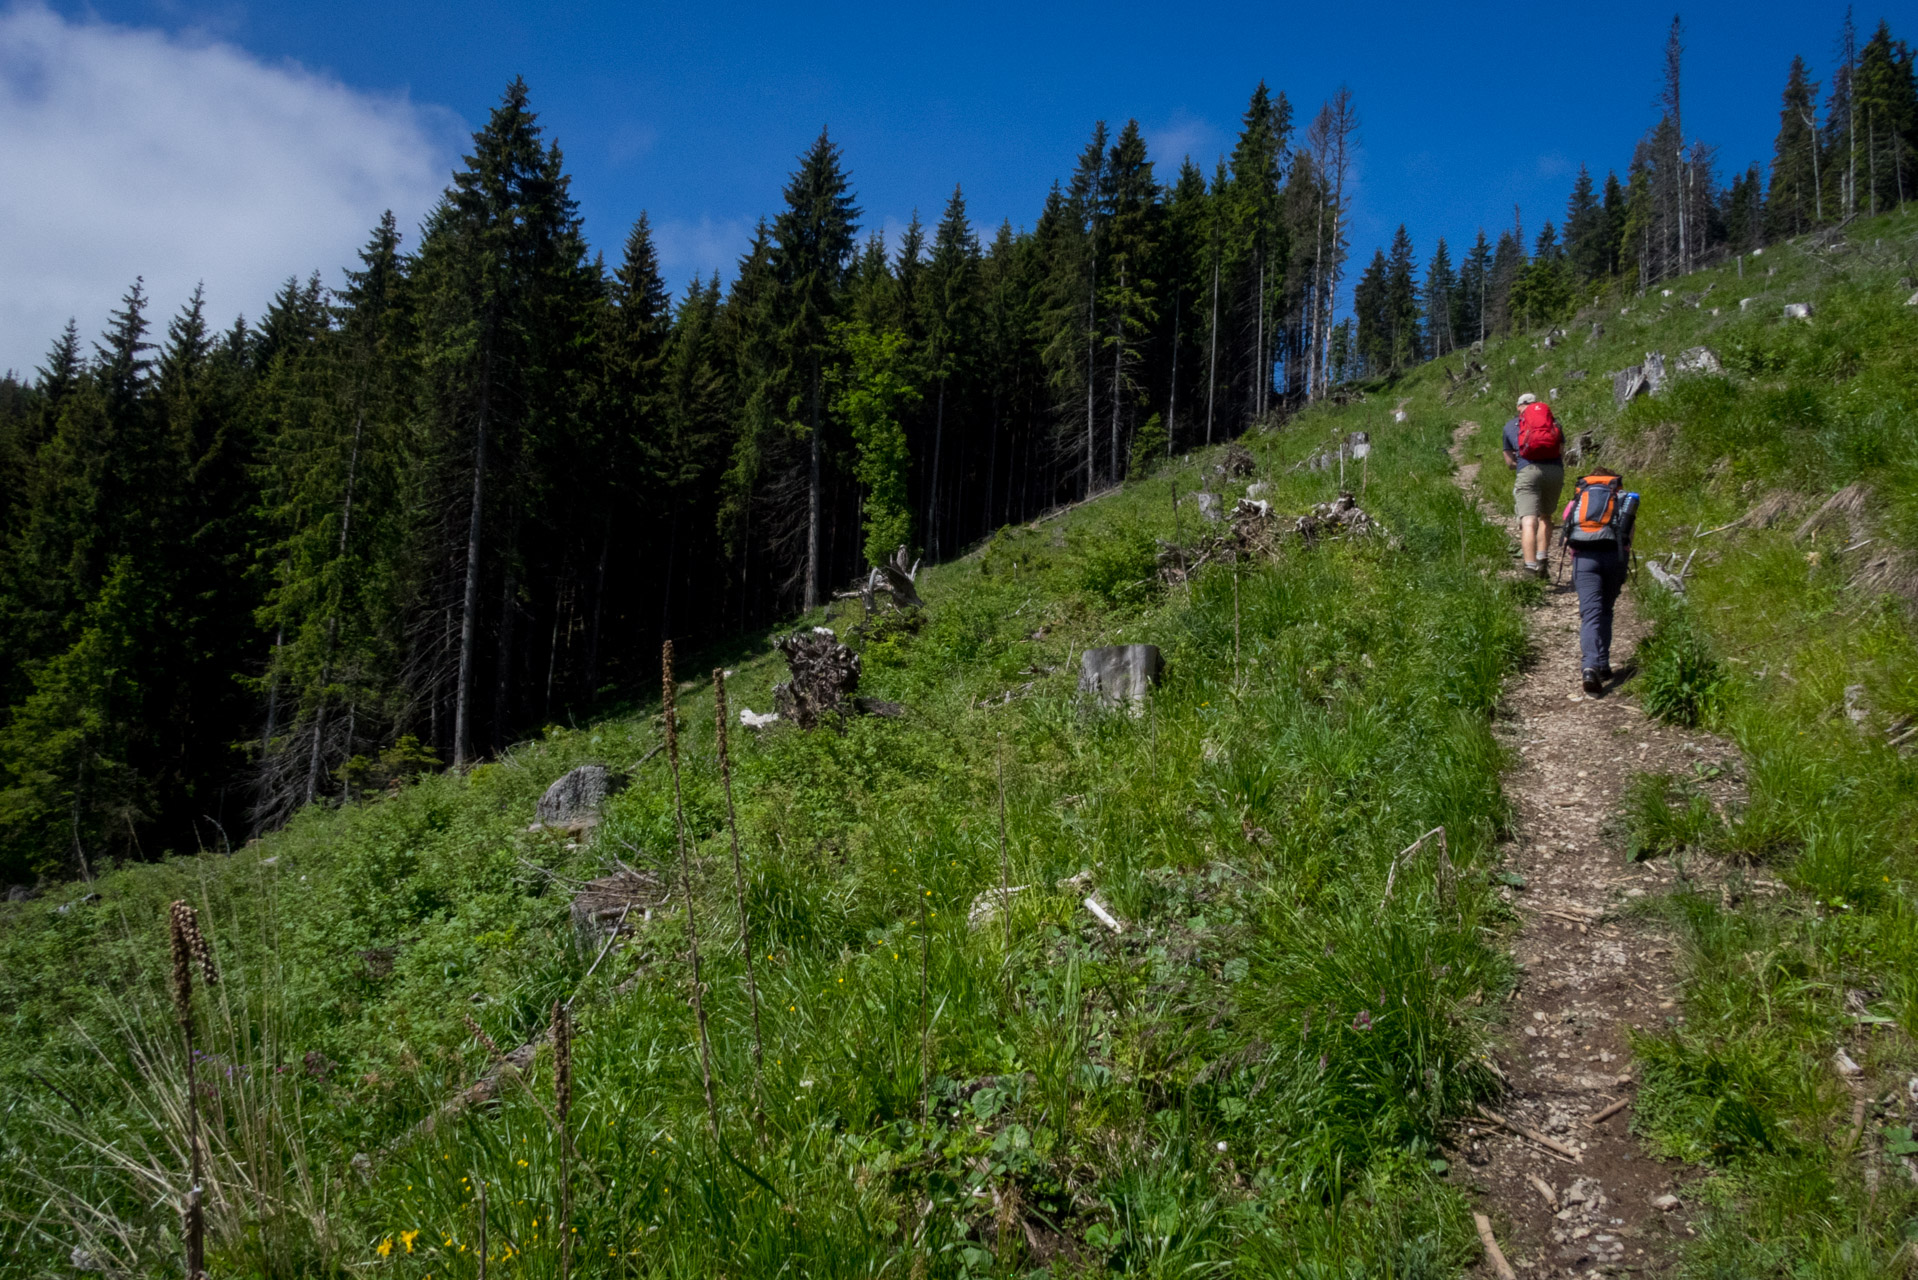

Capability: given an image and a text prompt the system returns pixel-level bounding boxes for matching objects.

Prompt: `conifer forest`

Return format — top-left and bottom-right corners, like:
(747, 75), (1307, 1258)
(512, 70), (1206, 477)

(0, 17), (1913, 885)
(9, 9), (1918, 1279)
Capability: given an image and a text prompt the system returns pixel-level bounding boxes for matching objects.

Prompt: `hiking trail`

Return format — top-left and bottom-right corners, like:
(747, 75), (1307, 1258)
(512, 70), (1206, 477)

(1451, 421), (1744, 1278)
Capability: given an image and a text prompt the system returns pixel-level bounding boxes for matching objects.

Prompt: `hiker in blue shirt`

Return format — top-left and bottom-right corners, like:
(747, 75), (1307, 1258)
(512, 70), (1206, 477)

(1502, 393), (1565, 579)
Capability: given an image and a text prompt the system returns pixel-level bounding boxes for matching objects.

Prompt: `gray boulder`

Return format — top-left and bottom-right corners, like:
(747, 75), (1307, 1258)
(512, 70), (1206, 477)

(1643, 350), (1668, 393)
(536, 765), (621, 828)
(1612, 366), (1649, 407)
(1675, 346), (1723, 377)
(1194, 492), (1223, 523)
(1079, 645), (1163, 711)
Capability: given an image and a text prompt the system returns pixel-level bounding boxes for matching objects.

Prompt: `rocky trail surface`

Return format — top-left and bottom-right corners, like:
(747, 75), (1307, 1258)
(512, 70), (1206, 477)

(1452, 423), (1742, 1278)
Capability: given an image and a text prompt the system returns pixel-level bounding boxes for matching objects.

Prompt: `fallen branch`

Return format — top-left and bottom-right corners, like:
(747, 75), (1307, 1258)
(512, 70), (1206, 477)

(1586, 1097), (1630, 1127)
(1472, 1213), (1518, 1280)
(1842, 1095), (1868, 1157)
(1083, 896), (1126, 934)
(1478, 1105), (1583, 1163)
(1524, 1173), (1558, 1208)
(1380, 826), (1452, 908)
(621, 743), (665, 774)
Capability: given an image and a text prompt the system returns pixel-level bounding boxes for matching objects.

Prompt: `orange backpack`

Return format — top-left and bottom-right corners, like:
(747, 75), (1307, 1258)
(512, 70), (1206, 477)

(1565, 472), (1625, 544)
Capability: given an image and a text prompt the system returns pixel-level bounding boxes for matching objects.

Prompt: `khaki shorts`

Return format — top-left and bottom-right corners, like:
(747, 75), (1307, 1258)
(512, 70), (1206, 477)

(1513, 463), (1564, 519)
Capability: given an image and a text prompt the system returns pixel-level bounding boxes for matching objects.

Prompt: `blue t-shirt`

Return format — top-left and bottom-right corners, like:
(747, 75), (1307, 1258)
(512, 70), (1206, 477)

(1502, 417), (1530, 470)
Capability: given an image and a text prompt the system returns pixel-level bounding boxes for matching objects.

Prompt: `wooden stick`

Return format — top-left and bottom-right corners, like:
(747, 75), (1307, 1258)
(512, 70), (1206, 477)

(1525, 1172), (1557, 1208)
(1842, 1095), (1868, 1157)
(1586, 1097), (1631, 1127)
(662, 642), (721, 1140)
(1478, 1105), (1583, 1162)
(1083, 896), (1125, 934)
(1473, 1213), (1518, 1280)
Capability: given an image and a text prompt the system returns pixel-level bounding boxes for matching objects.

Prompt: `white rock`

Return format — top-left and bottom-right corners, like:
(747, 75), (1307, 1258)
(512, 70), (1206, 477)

(1905, 290), (1918, 307)
(1675, 346), (1723, 376)
(1834, 1047), (1864, 1076)
(739, 708), (781, 729)
(1751, 247), (1763, 256)
(1652, 1194), (1680, 1211)
(1784, 302), (1815, 320)
(968, 885), (1027, 927)
(1739, 297), (1757, 310)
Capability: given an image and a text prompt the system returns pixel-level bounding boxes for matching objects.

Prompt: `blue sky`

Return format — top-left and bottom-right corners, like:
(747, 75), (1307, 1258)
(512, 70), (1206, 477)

(0, 0), (1883, 372)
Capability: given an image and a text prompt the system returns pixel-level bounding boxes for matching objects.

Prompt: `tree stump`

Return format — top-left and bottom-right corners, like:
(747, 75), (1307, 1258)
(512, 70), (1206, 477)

(1078, 645), (1163, 711)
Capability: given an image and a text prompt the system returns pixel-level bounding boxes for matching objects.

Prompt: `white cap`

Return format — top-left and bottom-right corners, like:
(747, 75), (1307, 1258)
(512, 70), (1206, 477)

(1516, 392), (1538, 407)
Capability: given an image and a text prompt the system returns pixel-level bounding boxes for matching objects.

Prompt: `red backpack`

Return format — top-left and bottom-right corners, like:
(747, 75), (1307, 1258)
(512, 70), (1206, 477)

(1516, 402), (1564, 462)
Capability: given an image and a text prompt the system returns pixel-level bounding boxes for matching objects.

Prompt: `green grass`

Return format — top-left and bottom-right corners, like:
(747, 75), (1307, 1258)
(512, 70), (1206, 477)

(15, 208), (1918, 1280)
(1456, 206), (1918, 1279)
(0, 404), (1528, 1276)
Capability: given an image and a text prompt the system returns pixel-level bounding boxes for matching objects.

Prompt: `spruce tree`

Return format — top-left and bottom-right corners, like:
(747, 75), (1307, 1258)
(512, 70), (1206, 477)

(1224, 84), (1292, 422)
(1454, 230), (1491, 347)
(410, 77), (593, 764)
(1600, 171), (1628, 277)
(1563, 165), (1607, 280)
(1381, 225), (1422, 370)
(1066, 122), (1109, 491)
(922, 186), (979, 556)
(769, 129), (859, 611)
(1769, 56), (1824, 234)
(1352, 248), (1389, 375)
(1101, 121), (1159, 478)
(1423, 238), (1457, 357)
(1856, 21), (1917, 213)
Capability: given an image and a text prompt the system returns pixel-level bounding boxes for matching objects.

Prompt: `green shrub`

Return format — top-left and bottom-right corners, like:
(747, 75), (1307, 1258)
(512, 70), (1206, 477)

(1076, 526), (1162, 609)
(1634, 603), (1728, 727)
(1619, 771), (1724, 861)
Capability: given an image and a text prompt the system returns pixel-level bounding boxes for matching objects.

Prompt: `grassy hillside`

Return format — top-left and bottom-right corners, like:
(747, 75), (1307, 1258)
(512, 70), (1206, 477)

(1450, 206), (1918, 1279)
(2, 402), (1529, 1275)
(10, 206), (1918, 1280)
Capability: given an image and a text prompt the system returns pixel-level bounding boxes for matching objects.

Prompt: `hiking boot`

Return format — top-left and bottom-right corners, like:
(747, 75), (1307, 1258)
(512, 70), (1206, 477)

(1596, 663), (1613, 682)
(1582, 668), (1603, 695)
(1522, 561), (1539, 575)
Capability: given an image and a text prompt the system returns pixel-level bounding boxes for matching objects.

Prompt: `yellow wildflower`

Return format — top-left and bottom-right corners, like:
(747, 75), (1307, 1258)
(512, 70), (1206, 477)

(377, 1238), (393, 1257)
(401, 1229), (420, 1253)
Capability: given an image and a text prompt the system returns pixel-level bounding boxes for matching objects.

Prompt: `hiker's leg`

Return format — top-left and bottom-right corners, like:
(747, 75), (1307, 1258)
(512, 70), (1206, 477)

(1574, 552), (1606, 670)
(1597, 548), (1626, 667)
(1514, 472), (1540, 564)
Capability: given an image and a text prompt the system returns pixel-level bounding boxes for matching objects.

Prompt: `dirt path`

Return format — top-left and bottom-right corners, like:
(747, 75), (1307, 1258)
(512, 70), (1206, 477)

(1452, 423), (1741, 1278)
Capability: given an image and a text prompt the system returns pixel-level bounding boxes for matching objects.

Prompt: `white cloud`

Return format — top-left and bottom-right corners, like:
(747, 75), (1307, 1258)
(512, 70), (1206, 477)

(651, 213), (757, 294)
(0, 2), (453, 375)
(1143, 109), (1219, 171)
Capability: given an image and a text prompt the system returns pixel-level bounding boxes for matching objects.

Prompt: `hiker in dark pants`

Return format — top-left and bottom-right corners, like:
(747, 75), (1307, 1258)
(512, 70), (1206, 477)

(1571, 542), (1627, 694)
(1561, 472), (1637, 695)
